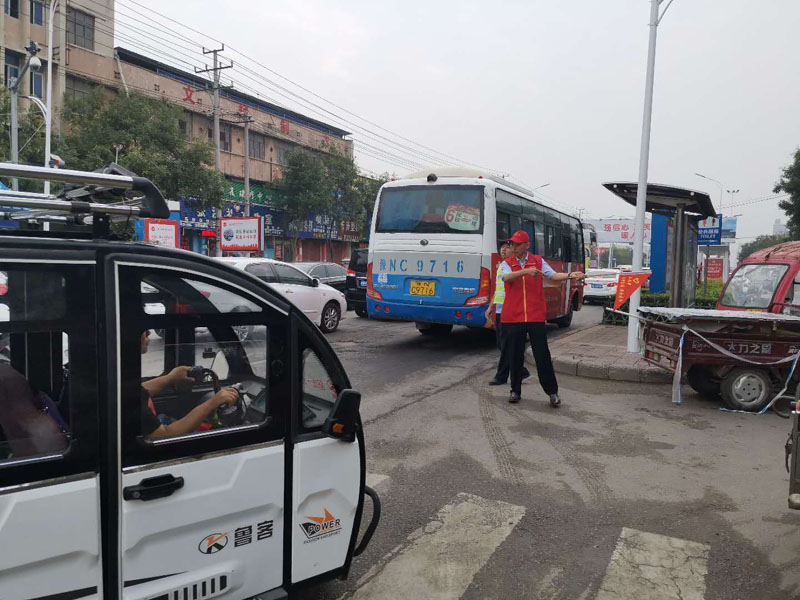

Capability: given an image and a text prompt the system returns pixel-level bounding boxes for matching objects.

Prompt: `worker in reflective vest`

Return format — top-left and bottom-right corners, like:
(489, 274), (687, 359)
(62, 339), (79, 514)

(501, 230), (585, 405)
(485, 242), (530, 385)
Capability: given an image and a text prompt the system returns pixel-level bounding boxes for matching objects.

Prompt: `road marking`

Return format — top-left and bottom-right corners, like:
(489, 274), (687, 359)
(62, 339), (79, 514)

(596, 527), (709, 600)
(349, 493), (525, 599)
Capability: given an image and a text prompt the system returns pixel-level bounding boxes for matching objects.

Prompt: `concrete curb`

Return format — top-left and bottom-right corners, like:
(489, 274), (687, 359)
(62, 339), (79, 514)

(548, 324), (672, 384)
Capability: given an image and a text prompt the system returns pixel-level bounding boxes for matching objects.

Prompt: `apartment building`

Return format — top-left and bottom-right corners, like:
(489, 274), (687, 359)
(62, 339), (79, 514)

(1, 1), (360, 261)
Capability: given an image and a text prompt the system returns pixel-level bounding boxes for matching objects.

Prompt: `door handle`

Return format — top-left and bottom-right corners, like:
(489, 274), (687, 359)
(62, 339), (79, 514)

(123, 474), (184, 501)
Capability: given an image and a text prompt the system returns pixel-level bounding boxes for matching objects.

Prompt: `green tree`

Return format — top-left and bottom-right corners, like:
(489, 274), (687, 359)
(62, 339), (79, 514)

(59, 89), (225, 206)
(775, 149), (800, 238)
(737, 234), (791, 262)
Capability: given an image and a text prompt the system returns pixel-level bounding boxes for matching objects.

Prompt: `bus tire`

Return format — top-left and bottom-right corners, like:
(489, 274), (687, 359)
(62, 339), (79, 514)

(554, 310), (573, 329)
(416, 322), (453, 336)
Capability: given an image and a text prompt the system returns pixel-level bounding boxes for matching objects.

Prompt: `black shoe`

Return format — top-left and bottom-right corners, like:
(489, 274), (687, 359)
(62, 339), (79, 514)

(549, 393), (561, 408)
(488, 378), (506, 386)
(509, 392), (521, 404)
(522, 368), (531, 381)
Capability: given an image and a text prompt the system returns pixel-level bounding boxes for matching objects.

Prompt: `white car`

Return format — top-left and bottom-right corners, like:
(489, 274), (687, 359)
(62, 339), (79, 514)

(217, 257), (347, 333)
(583, 268), (620, 302)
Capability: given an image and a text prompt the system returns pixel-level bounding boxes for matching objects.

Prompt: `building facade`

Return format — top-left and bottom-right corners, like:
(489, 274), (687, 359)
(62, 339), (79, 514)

(1, 0), (362, 263)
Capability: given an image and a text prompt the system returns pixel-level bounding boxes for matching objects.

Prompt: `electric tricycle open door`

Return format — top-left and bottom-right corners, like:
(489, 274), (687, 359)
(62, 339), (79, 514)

(0, 164), (378, 600)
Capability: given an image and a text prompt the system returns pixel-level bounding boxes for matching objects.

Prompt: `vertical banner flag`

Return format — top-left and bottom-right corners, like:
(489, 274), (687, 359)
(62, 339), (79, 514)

(614, 272), (652, 311)
(220, 217), (262, 251)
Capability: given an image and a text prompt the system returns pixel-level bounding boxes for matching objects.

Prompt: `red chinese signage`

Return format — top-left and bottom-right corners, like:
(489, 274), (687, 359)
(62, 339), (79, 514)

(219, 217), (262, 252)
(280, 119), (289, 134)
(614, 272), (652, 311)
(706, 258), (724, 281)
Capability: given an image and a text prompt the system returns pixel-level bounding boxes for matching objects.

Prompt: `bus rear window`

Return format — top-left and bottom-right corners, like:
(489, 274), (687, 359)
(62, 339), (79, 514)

(376, 186), (483, 234)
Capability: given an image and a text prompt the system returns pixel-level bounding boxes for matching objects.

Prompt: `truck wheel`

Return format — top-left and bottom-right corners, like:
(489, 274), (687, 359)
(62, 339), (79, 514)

(686, 365), (721, 399)
(721, 367), (772, 412)
(416, 322), (453, 336)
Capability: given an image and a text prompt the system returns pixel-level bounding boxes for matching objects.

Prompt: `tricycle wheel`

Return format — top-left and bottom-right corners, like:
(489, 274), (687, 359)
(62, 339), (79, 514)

(686, 365), (721, 399)
(721, 367), (773, 412)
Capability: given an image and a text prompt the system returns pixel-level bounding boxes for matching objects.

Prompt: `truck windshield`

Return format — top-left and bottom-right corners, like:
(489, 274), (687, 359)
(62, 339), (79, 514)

(720, 263), (789, 308)
(376, 185), (483, 234)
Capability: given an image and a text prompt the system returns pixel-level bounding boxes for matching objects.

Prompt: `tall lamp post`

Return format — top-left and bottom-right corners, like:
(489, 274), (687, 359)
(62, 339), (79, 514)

(9, 42), (42, 191)
(44, 0), (61, 196)
(695, 173), (724, 211)
(628, 0), (676, 353)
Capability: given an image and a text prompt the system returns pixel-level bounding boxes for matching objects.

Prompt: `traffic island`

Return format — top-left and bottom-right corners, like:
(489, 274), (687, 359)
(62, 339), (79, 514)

(547, 324), (671, 383)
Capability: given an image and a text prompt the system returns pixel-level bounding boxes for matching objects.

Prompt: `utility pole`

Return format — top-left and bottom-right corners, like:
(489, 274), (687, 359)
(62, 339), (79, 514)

(196, 46), (233, 256)
(627, 0), (676, 353)
(243, 117), (253, 217)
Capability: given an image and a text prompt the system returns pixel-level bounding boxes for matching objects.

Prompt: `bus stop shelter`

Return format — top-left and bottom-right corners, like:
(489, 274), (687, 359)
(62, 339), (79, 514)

(602, 183), (716, 307)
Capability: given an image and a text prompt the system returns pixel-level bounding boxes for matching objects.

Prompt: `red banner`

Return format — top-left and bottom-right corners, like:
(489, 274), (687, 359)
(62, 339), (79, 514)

(707, 258), (724, 281)
(614, 272), (651, 310)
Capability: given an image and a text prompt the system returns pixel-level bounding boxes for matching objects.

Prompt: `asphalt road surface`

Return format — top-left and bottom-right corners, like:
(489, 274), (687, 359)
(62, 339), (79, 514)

(294, 305), (800, 600)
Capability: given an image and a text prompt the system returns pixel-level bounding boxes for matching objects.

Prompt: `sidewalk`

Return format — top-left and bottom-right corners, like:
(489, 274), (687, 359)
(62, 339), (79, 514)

(547, 324), (672, 383)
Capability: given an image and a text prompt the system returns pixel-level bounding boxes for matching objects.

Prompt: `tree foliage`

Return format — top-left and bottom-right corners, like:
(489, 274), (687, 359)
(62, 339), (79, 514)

(274, 145), (387, 249)
(737, 234), (791, 262)
(775, 149), (800, 239)
(59, 90), (226, 206)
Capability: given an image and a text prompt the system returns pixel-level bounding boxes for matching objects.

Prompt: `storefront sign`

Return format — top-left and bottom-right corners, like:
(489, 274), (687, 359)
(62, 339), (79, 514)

(144, 219), (179, 248)
(220, 217), (262, 251)
(288, 214), (362, 242)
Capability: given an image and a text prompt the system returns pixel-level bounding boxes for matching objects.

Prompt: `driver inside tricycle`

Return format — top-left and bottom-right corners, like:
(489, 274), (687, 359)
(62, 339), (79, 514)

(139, 273), (278, 441)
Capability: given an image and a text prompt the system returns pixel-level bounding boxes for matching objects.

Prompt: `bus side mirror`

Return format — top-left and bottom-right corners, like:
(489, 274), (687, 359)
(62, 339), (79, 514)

(322, 389), (361, 443)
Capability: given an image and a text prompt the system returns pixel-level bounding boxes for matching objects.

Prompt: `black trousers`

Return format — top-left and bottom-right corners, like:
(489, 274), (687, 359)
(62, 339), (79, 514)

(493, 314), (510, 381)
(505, 322), (558, 396)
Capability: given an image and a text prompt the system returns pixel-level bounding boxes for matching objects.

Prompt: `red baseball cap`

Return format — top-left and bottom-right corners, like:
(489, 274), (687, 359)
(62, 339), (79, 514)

(508, 230), (529, 244)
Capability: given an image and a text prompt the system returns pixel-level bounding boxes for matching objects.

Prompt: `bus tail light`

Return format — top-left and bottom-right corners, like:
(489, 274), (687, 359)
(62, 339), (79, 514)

(465, 268), (491, 306)
(366, 263), (382, 300)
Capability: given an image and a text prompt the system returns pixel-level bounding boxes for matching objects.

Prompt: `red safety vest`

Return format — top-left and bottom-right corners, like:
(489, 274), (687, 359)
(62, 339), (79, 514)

(500, 253), (546, 323)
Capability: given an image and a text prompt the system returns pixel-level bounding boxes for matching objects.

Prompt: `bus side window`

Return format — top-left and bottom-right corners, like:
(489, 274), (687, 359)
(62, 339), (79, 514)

(496, 212), (511, 248)
(561, 232), (572, 263)
(534, 223), (545, 258)
(523, 220), (536, 252)
(546, 226), (562, 261)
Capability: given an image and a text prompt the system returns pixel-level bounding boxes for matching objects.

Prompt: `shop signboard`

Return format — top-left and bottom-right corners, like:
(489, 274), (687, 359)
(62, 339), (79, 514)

(220, 217), (262, 251)
(144, 218), (179, 248)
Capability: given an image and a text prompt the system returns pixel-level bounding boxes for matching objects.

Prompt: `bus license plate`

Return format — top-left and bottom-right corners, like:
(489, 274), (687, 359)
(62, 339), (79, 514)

(410, 280), (436, 296)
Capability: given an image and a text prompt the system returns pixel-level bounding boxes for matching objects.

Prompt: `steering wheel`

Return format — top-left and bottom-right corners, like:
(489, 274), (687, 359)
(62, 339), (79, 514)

(188, 366), (248, 428)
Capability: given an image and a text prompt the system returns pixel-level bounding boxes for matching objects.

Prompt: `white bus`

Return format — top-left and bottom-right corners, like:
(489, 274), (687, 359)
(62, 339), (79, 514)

(367, 168), (585, 335)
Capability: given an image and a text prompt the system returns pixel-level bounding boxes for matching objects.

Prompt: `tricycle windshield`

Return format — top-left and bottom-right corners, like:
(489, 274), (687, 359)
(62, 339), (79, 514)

(720, 263), (789, 308)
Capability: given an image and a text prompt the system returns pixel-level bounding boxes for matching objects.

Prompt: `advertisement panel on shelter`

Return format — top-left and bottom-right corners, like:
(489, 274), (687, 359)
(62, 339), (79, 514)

(220, 217), (262, 251)
(585, 219), (651, 244)
(144, 219), (179, 248)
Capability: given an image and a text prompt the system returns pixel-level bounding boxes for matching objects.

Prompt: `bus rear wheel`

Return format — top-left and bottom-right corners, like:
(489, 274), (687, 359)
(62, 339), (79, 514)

(415, 322), (453, 336)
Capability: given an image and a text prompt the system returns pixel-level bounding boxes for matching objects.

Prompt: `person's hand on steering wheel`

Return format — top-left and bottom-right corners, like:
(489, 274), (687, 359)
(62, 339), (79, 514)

(167, 366), (194, 387)
(211, 387), (239, 409)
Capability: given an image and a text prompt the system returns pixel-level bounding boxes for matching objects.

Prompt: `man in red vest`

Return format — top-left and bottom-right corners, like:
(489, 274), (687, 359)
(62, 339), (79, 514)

(501, 230), (585, 405)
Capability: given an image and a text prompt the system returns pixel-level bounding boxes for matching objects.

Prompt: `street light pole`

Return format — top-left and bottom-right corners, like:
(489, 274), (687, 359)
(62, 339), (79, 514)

(44, 0), (60, 196)
(10, 43), (42, 191)
(695, 173), (724, 212)
(628, 0), (674, 353)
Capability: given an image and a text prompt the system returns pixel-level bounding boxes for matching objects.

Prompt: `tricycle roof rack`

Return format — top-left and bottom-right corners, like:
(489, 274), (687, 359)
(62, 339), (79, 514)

(0, 162), (169, 237)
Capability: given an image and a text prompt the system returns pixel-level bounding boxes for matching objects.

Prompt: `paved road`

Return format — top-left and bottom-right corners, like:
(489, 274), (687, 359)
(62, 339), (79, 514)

(297, 306), (800, 600)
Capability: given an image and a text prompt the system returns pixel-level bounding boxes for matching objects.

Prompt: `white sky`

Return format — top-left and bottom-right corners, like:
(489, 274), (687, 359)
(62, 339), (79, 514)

(125, 0), (800, 253)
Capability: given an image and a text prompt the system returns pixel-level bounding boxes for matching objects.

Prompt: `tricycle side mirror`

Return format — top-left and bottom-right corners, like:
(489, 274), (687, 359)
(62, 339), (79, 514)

(322, 389), (361, 443)
(312, 277), (320, 288)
